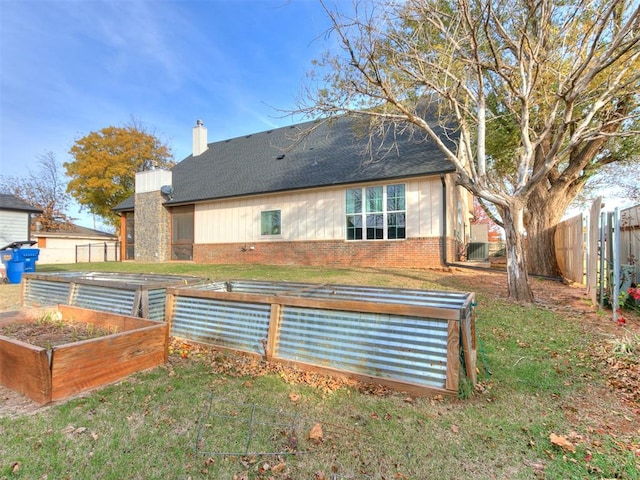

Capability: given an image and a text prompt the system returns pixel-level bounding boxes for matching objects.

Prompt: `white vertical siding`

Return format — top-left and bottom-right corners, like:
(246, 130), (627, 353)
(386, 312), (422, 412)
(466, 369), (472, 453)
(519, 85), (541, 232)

(0, 210), (30, 245)
(194, 177), (447, 244)
(409, 178), (442, 237)
(135, 169), (172, 193)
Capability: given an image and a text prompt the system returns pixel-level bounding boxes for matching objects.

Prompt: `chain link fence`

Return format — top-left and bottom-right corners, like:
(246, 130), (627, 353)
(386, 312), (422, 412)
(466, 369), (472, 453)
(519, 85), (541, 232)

(75, 242), (120, 263)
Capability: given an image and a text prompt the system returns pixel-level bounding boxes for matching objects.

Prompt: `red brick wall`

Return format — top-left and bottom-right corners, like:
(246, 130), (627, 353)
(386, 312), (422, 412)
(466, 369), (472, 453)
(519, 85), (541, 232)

(194, 237), (453, 268)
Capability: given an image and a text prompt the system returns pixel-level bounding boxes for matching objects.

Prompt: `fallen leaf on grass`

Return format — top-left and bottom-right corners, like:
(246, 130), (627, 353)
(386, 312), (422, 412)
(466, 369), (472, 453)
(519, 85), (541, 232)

(60, 425), (76, 435)
(549, 432), (576, 453)
(451, 424), (460, 434)
(308, 423), (323, 443)
(526, 461), (545, 472)
(11, 462), (21, 473)
(289, 392), (300, 403)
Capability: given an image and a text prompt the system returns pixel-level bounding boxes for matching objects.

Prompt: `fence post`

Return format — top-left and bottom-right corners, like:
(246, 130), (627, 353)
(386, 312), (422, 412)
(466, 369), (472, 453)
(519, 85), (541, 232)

(446, 319), (460, 392)
(599, 211), (606, 308)
(266, 304), (282, 362)
(613, 208), (621, 323)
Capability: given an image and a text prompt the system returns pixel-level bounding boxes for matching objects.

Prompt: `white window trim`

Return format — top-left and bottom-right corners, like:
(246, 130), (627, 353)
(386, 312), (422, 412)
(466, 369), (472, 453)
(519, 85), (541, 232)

(346, 183), (406, 241)
(260, 209), (282, 237)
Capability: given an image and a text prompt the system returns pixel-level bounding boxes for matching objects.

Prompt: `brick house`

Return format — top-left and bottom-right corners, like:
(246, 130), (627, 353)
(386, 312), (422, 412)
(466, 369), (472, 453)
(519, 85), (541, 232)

(114, 116), (473, 268)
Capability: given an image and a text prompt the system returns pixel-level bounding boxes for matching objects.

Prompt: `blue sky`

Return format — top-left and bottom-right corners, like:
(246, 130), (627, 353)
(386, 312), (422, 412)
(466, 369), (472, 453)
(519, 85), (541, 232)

(0, 0), (336, 225)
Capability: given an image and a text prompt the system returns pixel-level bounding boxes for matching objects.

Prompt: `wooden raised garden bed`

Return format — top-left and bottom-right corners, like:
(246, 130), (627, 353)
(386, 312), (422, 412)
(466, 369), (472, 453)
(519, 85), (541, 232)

(0, 305), (168, 404)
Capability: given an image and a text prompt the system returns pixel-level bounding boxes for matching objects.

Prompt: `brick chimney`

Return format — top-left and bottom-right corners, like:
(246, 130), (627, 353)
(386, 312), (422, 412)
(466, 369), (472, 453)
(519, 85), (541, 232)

(192, 119), (208, 156)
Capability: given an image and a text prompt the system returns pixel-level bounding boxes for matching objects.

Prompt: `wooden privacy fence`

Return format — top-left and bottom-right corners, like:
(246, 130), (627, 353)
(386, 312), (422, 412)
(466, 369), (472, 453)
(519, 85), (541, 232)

(555, 214), (585, 284)
(166, 280), (477, 397)
(590, 203), (640, 320)
(619, 205), (640, 285)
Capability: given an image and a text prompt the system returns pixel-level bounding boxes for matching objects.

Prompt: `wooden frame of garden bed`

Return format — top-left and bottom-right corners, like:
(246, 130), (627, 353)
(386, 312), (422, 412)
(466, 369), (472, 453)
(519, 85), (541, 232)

(0, 305), (168, 404)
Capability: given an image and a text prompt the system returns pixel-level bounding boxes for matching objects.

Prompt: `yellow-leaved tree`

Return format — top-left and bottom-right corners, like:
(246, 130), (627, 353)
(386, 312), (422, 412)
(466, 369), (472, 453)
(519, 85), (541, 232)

(65, 123), (174, 228)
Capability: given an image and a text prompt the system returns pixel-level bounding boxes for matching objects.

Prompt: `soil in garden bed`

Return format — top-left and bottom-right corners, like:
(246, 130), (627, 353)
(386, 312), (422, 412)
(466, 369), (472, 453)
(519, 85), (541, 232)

(0, 316), (116, 349)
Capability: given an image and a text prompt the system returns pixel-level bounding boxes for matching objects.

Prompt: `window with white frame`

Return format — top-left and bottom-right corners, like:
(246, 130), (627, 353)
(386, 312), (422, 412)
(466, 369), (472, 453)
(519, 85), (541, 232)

(346, 184), (406, 240)
(261, 209), (281, 236)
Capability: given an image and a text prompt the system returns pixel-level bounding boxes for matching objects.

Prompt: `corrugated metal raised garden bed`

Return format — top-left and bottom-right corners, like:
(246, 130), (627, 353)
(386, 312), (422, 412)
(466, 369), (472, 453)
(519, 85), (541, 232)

(22, 272), (204, 320)
(0, 305), (168, 404)
(167, 280), (477, 396)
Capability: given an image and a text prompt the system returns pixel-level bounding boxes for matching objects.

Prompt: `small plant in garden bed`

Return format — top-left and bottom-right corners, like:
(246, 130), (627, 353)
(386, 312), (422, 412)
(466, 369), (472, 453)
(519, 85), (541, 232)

(0, 310), (118, 349)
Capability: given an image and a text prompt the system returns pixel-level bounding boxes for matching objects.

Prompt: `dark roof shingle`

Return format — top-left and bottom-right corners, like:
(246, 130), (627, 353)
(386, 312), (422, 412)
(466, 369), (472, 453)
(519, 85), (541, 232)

(115, 115), (455, 210)
(0, 194), (43, 213)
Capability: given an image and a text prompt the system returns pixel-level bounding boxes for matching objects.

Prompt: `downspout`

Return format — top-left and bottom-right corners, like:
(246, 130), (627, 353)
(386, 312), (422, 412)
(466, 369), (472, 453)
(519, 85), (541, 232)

(27, 213), (33, 241)
(440, 174), (449, 267)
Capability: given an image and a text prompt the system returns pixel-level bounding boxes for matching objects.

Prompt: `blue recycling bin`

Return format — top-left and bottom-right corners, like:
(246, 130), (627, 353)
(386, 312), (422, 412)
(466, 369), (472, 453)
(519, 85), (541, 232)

(20, 248), (40, 272)
(1, 250), (25, 284)
(0, 241), (39, 284)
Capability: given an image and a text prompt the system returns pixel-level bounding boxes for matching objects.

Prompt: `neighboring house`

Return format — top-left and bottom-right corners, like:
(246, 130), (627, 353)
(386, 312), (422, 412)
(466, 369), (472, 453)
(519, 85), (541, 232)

(0, 194), (42, 247)
(114, 116), (473, 269)
(32, 224), (119, 264)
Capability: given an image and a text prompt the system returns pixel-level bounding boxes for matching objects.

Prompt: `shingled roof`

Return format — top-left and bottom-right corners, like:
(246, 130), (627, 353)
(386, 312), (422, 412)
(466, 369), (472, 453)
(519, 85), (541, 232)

(0, 194), (42, 213)
(33, 223), (116, 239)
(115, 115), (456, 210)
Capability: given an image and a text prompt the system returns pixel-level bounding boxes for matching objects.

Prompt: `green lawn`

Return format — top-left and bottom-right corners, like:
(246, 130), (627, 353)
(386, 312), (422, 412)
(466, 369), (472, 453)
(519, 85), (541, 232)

(0, 263), (638, 479)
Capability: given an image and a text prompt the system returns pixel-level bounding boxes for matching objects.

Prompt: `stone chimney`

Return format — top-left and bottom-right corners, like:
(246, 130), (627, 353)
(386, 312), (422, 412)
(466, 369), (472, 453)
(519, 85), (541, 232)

(192, 119), (208, 156)
(134, 168), (172, 262)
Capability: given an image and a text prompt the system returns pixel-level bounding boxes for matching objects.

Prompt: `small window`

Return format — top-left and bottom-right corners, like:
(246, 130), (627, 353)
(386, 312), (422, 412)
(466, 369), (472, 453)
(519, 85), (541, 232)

(261, 210), (281, 236)
(125, 211), (135, 260)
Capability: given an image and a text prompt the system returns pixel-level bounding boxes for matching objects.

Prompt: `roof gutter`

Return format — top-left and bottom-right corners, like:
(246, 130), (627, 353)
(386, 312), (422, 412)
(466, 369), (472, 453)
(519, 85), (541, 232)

(440, 173), (449, 267)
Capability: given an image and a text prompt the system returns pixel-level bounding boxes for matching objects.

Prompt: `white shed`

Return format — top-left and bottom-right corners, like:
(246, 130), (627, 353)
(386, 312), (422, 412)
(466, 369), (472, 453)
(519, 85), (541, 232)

(0, 194), (42, 247)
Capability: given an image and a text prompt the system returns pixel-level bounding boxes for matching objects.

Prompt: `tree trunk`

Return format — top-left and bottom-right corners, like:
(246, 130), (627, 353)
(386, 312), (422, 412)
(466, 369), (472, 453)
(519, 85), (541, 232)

(525, 177), (585, 278)
(525, 197), (565, 278)
(503, 202), (535, 303)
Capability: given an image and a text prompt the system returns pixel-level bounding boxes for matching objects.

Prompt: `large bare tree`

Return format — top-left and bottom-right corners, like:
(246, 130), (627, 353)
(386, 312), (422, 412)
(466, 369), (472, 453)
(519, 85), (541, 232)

(0, 151), (73, 231)
(298, 0), (640, 302)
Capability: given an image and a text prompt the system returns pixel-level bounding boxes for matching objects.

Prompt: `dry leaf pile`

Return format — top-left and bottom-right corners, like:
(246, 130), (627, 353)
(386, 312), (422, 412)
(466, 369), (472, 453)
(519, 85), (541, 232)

(590, 335), (640, 409)
(169, 338), (392, 396)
